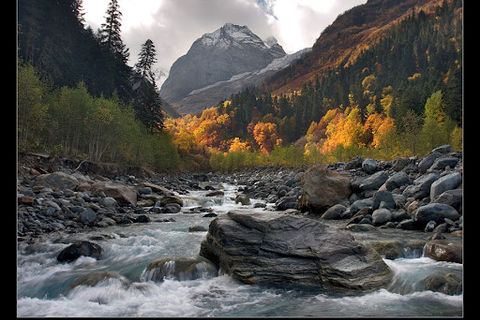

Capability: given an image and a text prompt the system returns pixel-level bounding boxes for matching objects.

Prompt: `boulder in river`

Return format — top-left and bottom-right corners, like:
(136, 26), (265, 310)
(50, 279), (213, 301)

(298, 165), (351, 214)
(142, 257), (217, 281)
(57, 240), (103, 263)
(234, 194), (251, 205)
(199, 210), (393, 292)
(414, 203), (460, 226)
(424, 239), (462, 263)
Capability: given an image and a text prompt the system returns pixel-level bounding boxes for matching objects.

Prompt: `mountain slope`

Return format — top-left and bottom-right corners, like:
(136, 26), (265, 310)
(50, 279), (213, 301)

(159, 23), (287, 114)
(261, 0), (446, 94)
(172, 47), (311, 115)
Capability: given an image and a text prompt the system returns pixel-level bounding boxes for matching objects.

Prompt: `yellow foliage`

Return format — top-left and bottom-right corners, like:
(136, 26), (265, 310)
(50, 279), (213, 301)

(408, 73), (422, 81)
(365, 113), (396, 148)
(362, 74), (376, 91)
(229, 137), (250, 152)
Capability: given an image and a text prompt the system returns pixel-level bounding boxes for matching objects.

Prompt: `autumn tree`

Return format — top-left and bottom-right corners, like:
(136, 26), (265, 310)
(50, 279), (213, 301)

(229, 137), (250, 153)
(253, 122), (282, 154)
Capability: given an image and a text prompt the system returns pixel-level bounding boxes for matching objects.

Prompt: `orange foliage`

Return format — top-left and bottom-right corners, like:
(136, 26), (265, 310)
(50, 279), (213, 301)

(164, 107), (232, 152)
(364, 112), (396, 148)
(253, 122), (282, 154)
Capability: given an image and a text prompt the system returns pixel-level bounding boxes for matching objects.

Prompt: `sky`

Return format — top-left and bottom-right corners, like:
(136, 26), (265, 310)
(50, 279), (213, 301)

(82, 0), (366, 87)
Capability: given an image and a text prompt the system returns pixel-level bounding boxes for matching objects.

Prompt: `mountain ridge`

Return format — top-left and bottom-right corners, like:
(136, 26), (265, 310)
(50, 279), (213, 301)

(260, 0), (446, 94)
(159, 23), (289, 115)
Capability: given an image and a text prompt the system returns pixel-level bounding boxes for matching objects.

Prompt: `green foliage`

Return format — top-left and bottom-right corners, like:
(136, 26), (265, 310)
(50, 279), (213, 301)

(17, 63), (179, 172)
(269, 146), (304, 167)
(17, 61), (48, 151)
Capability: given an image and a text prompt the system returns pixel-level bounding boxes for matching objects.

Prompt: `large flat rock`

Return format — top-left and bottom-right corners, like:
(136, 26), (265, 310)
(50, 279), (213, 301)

(199, 210), (393, 292)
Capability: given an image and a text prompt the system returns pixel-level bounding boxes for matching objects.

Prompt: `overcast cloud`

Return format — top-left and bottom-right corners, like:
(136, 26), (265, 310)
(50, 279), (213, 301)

(82, 0), (366, 87)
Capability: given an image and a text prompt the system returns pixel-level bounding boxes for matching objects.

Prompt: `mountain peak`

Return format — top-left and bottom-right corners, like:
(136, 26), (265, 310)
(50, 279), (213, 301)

(199, 23), (264, 48)
(263, 36), (278, 48)
(160, 23), (286, 112)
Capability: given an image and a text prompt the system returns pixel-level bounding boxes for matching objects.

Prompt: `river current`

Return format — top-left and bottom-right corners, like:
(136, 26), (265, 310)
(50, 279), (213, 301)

(17, 183), (463, 317)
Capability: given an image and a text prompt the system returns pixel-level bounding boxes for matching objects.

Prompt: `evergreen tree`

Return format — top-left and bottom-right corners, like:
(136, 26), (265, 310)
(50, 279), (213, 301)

(99, 0), (129, 62)
(131, 39), (164, 132)
(98, 0), (133, 103)
(134, 39), (157, 84)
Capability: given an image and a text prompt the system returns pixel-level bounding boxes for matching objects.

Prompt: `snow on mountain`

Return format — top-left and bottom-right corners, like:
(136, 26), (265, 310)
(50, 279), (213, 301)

(160, 23), (289, 114)
(187, 47), (311, 97)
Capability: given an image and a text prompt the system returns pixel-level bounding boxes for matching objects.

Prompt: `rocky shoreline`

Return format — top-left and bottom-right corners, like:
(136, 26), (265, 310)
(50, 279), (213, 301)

(17, 145), (462, 261)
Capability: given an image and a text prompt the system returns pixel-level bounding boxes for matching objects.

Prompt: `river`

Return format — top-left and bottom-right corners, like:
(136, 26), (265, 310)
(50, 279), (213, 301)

(17, 183), (463, 317)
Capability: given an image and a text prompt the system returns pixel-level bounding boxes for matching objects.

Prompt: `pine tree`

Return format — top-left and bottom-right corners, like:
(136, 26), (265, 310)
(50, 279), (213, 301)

(99, 0), (129, 63)
(98, 0), (133, 103)
(131, 39), (164, 132)
(134, 39), (157, 84)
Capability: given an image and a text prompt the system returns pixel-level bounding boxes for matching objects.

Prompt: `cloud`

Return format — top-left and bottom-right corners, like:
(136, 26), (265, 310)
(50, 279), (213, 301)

(82, 0), (366, 87)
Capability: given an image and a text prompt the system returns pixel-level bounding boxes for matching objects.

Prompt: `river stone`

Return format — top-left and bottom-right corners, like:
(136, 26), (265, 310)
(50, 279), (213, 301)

(143, 257), (218, 281)
(420, 272), (462, 295)
(34, 171), (79, 191)
(189, 225), (208, 232)
(414, 203), (460, 226)
(367, 240), (426, 259)
(91, 182), (137, 206)
(160, 195), (184, 207)
(298, 165), (351, 214)
(199, 210), (393, 291)
(235, 194), (251, 205)
(432, 145), (454, 154)
(358, 171), (389, 191)
(321, 204), (347, 220)
(391, 157), (410, 172)
(362, 159), (379, 174)
(275, 196), (298, 211)
(57, 241), (103, 262)
(349, 199), (373, 215)
(429, 157), (459, 171)
(424, 240), (462, 263)
(430, 172), (462, 201)
(162, 203), (181, 213)
(418, 151), (442, 173)
(385, 172), (410, 191)
(78, 207), (97, 224)
(345, 156), (363, 170)
(372, 191), (396, 210)
(206, 190), (225, 197)
(402, 173), (439, 200)
(345, 223), (377, 232)
(434, 189), (462, 212)
(372, 208), (392, 226)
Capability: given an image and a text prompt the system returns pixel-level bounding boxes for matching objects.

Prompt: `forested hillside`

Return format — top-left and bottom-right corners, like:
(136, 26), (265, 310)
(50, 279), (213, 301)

(17, 0), (179, 171)
(164, 0), (462, 170)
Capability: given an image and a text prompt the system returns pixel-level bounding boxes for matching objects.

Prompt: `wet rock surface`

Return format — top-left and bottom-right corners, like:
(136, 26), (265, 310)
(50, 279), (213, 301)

(199, 210), (393, 292)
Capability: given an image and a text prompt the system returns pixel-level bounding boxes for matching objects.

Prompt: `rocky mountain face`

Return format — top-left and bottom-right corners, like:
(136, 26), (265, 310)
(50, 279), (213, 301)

(159, 23), (294, 115)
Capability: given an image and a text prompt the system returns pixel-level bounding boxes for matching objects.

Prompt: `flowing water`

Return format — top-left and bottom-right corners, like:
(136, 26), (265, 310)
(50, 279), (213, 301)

(17, 183), (463, 317)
